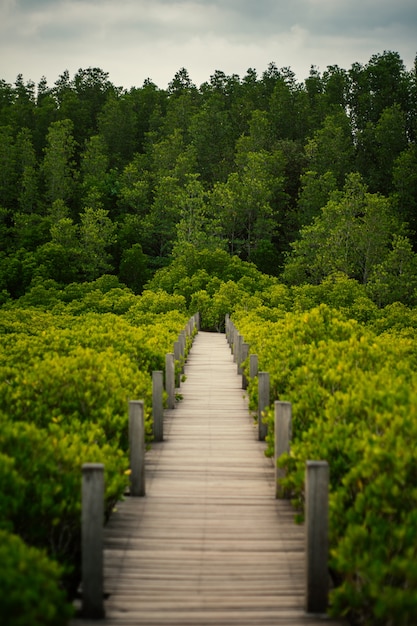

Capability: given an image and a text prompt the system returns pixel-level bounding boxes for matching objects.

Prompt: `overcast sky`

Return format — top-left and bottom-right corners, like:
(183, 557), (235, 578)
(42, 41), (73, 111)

(1, 0), (416, 90)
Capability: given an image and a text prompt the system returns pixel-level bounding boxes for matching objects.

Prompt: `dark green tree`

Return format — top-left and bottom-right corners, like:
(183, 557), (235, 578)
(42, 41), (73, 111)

(189, 95), (235, 184)
(304, 110), (354, 186)
(98, 94), (137, 169)
(0, 126), (17, 208)
(41, 119), (77, 207)
(79, 206), (116, 280)
(80, 134), (111, 210)
(356, 105), (408, 194)
(118, 243), (149, 293)
(15, 128), (39, 213)
(283, 173), (401, 285)
(392, 145), (417, 244)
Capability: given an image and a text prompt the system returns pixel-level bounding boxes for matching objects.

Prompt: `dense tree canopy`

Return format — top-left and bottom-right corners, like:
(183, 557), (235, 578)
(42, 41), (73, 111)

(0, 50), (416, 305)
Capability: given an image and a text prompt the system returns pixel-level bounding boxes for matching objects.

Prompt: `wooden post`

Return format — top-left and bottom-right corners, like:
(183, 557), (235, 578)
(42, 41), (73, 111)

(230, 325), (236, 356)
(152, 371), (164, 442)
(274, 401), (292, 498)
(249, 354), (258, 379)
(174, 340), (181, 387)
(257, 372), (269, 441)
(306, 460), (329, 614)
(165, 353), (175, 409)
(237, 335), (244, 374)
(230, 322), (236, 352)
(241, 342), (249, 389)
(233, 331), (240, 363)
(129, 400), (145, 497)
(82, 463), (104, 619)
(180, 330), (186, 371)
(228, 317), (233, 346)
(194, 312), (200, 331)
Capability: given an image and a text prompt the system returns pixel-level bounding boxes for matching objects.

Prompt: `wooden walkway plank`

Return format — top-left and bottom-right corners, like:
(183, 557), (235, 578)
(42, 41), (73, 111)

(71, 332), (344, 626)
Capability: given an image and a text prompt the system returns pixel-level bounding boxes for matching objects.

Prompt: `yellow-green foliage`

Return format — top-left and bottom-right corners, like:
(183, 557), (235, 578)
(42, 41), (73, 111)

(0, 283), (189, 617)
(0, 529), (74, 626)
(233, 300), (417, 625)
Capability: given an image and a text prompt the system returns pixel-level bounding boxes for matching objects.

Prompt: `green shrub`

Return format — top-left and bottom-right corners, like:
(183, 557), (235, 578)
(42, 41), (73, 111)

(233, 299), (417, 624)
(0, 529), (74, 626)
(0, 417), (128, 571)
(0, 281), (190, 608)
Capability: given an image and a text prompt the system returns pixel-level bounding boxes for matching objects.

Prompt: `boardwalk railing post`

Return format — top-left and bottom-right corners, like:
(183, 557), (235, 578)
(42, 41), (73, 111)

(152, 371), (164, 442)
(241, 342), (249, 389)
(225, 314), (230, 343)
(194, 312), (200, 331)
(237, 334), (243, 369)
(129, 400), (145, 497)
(230, 321), (236, 352)
(180, 330), (186, 373)
(165, 353), (175, 409)
(249, 354), (258, 379)
(306, 460), (329, 614)
(227, 318), (234, 348)
(257, 372), (269, 441)
(236, 334), (244, 374)
(274, 401), (292, 498)
(174, 340), (181, 387)
(232, 325), (237, 358)
(82, 463), (105, 619)
(233, 331), (240, 363)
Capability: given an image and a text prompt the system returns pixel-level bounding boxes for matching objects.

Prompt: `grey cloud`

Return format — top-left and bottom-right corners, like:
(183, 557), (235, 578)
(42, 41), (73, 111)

(0, 0), (415, 88)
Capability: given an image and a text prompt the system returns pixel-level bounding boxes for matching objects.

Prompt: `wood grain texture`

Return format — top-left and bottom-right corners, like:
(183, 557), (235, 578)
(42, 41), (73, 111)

(70, 332), (345, 626)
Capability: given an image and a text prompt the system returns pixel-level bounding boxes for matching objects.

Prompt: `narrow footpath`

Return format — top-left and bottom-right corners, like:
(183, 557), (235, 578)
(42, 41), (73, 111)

(71, 331), (344, 626)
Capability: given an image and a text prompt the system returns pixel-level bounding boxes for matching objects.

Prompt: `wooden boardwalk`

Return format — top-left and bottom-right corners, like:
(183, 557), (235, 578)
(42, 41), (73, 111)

(71, 331), (344, 626)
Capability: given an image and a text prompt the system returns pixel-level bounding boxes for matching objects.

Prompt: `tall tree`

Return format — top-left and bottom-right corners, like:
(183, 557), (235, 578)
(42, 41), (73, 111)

(269, 69), (309, 141)
(392, 145), (417, 244)
(12, 74), (35, 132)
(55, 67), (116, 145)
(297, 170), (338, 226)
(79, 206), (116, 280)
(304, 65), (327, 129)
(221, 149), (282, 262)
(322, 65), (349, 111)
(189, 95), (235, 184)
(175, 174), (220, 249)
(128, 80), (167, 151)
(304, 110), (355, 186)
(142, 175), (182, 260)
(367, 234), (417, 306)
(15, 128), (39, 213)
(0, 126), (17, 208)
(34, 76), (57, 156)
(98, 94), (137, 169)
(164, 68), (200, 139)
(41, 119), (77, 207)
(282, 173), (401, 285)
(356, 104), (408, 194)
(80, 134), (110, 209)
(348, 51), (412, 132)
(0, 80), (14, 127)
(117, 154), (151, 216)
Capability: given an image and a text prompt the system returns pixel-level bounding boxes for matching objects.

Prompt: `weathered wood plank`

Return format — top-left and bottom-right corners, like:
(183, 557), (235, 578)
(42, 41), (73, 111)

(70, 332), (345, 626)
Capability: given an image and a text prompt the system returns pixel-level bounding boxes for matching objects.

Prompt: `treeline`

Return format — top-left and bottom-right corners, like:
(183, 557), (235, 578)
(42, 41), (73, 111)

(1, 51), (417, 304)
